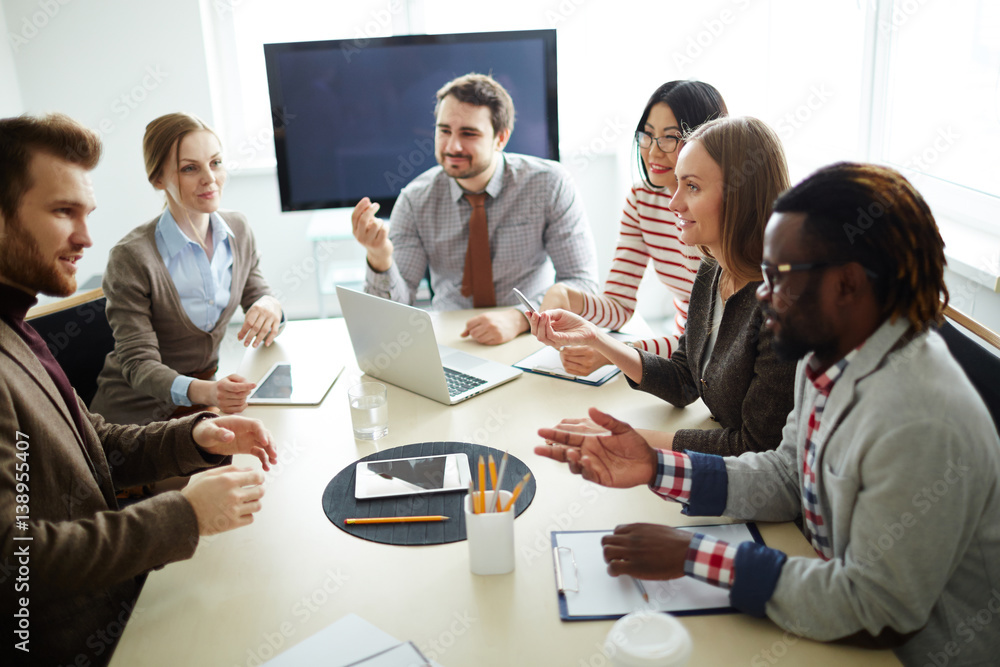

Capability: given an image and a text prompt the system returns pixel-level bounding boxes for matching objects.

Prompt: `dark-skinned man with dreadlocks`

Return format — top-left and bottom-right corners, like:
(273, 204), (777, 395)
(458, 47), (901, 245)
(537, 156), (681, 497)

(536, 162), (1000, 666)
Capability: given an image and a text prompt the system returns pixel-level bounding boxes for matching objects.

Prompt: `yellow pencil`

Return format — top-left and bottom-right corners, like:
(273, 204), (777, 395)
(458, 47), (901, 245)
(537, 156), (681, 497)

(502, 472), (532, 512)
(488, 454), (497, 490)
(477, 455), (486, 514)
(345, 516), (449, 525)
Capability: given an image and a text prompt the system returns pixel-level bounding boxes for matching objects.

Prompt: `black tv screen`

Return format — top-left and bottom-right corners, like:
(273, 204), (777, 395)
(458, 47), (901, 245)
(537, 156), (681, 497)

(264, 29), (558, 213)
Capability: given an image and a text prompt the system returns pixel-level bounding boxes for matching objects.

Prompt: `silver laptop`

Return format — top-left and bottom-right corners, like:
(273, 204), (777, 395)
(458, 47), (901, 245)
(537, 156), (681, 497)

(336, 286), (522, 405)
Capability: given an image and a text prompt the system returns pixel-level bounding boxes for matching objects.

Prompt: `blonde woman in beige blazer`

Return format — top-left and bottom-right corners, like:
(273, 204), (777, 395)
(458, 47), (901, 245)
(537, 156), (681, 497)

(92, 113), (283, 425)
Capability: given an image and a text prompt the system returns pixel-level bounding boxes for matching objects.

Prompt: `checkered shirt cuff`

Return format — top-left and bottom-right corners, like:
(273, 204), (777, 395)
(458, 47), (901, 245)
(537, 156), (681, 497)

(684, 533), (737, 589)
(650, 449), (693, 503)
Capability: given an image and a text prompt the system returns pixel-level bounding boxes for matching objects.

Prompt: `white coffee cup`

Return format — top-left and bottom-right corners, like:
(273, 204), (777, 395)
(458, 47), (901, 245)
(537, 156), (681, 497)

(604, 610), (692, 667)
(463, 490), (514, 575)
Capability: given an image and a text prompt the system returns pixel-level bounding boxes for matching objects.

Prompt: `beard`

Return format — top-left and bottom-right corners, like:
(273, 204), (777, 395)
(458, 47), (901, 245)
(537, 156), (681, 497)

(436, 150), (493, 181)
(771, 327), (816, 362)
(766, 304), (840, 363)
(0, 214), (78, 297)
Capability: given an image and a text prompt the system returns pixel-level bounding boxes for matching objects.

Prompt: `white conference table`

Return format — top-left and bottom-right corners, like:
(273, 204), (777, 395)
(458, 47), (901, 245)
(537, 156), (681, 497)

(109, 312), (900, 666)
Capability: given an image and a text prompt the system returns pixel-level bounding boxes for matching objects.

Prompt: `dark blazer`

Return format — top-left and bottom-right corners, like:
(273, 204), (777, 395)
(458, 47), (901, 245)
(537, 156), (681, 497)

(0, 318), (228, 666)
(629, 260), (796, 456)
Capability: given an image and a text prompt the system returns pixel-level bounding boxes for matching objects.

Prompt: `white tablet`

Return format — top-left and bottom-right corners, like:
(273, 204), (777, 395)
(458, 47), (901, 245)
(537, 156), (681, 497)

(354, 454), (472, 499)
(247, 362), (343, 406)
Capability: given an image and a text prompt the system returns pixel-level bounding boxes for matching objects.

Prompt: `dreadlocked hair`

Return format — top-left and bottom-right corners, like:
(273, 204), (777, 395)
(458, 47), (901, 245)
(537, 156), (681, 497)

(772, 162), (947, 331)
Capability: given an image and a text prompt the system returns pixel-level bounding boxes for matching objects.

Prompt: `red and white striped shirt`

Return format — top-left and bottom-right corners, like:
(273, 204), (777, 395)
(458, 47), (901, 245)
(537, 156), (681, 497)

(579, 185), (702, 358)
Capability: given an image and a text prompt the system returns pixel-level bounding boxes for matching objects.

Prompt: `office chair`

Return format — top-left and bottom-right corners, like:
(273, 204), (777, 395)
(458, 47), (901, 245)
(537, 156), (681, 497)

(937, 303), (1000, 434)
(26, 288), (115, 407)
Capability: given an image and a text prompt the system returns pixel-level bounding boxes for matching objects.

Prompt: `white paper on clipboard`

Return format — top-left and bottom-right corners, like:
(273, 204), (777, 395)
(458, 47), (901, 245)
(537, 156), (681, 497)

(552, 523), (763, 619)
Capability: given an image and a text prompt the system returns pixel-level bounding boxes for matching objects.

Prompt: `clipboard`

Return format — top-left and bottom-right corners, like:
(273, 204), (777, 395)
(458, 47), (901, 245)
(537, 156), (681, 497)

(513, 332), (639, 386)
(551, 523), (764, 621)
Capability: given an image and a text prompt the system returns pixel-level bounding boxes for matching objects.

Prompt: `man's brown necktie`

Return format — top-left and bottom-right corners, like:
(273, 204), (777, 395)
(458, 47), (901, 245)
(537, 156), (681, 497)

(461, 192), (496, 307)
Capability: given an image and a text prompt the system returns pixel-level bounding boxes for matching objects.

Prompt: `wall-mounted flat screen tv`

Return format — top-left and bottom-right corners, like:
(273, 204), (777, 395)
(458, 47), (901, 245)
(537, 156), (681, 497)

(264, 29), (558, 214)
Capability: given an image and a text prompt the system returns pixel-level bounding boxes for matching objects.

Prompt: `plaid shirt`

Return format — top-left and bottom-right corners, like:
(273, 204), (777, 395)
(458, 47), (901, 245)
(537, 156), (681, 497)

(366, 153), (599, 309)
(801, 350), (857, 560)
(651, 449), (738, 588)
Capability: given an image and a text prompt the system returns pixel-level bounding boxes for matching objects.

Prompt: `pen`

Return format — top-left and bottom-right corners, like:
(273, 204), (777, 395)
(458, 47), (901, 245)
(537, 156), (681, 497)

(492, 451), (510, 512)
(468, 480), (477, 514)
(477, 455), (486, 515)
(632, 576), (649, 603)
(502, 472), (532, 512)
(484, 454), (497, 512)
(345, 516), (450, 524)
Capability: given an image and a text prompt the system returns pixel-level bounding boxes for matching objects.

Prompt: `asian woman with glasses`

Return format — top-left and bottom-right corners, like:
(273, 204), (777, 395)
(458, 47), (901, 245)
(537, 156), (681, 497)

(540, 81), (728, 376)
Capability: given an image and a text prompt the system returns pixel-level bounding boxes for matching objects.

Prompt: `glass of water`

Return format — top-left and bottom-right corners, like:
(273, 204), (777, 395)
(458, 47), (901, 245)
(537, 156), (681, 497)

(348, 382), (388, 440)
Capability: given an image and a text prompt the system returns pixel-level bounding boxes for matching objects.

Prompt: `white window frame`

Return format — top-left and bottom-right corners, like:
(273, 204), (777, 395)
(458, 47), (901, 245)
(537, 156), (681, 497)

(860, 0), (1000, 291)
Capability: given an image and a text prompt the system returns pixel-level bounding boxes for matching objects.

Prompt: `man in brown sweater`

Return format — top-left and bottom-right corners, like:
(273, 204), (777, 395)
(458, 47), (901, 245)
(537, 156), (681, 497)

(0, 114), (278, 665)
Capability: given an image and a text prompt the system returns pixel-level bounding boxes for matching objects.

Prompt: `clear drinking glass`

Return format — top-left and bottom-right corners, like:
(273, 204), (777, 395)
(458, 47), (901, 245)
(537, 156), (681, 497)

(348, 382), (388, 440)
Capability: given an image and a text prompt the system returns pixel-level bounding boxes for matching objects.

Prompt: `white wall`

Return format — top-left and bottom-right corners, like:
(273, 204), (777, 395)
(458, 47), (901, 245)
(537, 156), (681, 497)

(0, 4), (23, 116)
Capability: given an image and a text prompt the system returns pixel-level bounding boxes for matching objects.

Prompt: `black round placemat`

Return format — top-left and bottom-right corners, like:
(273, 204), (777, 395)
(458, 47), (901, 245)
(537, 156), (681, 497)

(322, 442), (535, 546)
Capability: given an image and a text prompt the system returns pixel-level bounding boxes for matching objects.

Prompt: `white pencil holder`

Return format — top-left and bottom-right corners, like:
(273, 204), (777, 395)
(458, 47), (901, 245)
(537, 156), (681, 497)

(463, 490), (514, 575)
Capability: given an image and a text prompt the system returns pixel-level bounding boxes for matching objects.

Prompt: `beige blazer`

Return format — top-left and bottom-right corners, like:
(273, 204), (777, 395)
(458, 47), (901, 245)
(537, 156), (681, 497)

(0, 317), (227, 665)
(91, 210), (274, 424)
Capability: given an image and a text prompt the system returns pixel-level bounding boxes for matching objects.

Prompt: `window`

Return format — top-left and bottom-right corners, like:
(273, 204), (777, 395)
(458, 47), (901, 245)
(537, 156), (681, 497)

(871, 0), (1000, 236)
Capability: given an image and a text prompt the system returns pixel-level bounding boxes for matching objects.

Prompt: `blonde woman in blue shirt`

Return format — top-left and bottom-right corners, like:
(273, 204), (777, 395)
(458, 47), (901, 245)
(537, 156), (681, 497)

(92, 113), (283, 425)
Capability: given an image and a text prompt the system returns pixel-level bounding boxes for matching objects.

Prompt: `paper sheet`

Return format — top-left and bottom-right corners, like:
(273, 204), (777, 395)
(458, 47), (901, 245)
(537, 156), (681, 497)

(553, 524), (761, 618)
(264, 613), (437, 666)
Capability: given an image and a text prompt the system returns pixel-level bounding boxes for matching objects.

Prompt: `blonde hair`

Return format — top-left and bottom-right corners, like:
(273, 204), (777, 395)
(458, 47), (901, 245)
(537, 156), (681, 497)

(685, 116), (790, 287)
(143, 112), (218, 186)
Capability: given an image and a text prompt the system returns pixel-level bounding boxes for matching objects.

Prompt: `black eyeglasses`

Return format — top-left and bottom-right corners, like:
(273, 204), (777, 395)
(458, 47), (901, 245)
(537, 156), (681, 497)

(635, 131), (681, 154)
(760, 261), (840, 292)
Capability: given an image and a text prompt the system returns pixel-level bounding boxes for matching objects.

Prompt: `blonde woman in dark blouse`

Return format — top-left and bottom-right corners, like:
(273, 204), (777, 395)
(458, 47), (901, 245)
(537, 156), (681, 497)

(91, 113), (282, 425)
(530, 117), (796, 457)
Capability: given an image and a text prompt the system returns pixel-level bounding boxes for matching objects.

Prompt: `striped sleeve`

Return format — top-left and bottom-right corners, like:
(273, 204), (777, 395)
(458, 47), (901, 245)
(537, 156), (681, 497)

(580, 187), (650, 330)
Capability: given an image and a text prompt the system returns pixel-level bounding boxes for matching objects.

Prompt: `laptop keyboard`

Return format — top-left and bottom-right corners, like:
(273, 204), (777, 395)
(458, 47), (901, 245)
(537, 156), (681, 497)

(444, 367), (488, 397)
